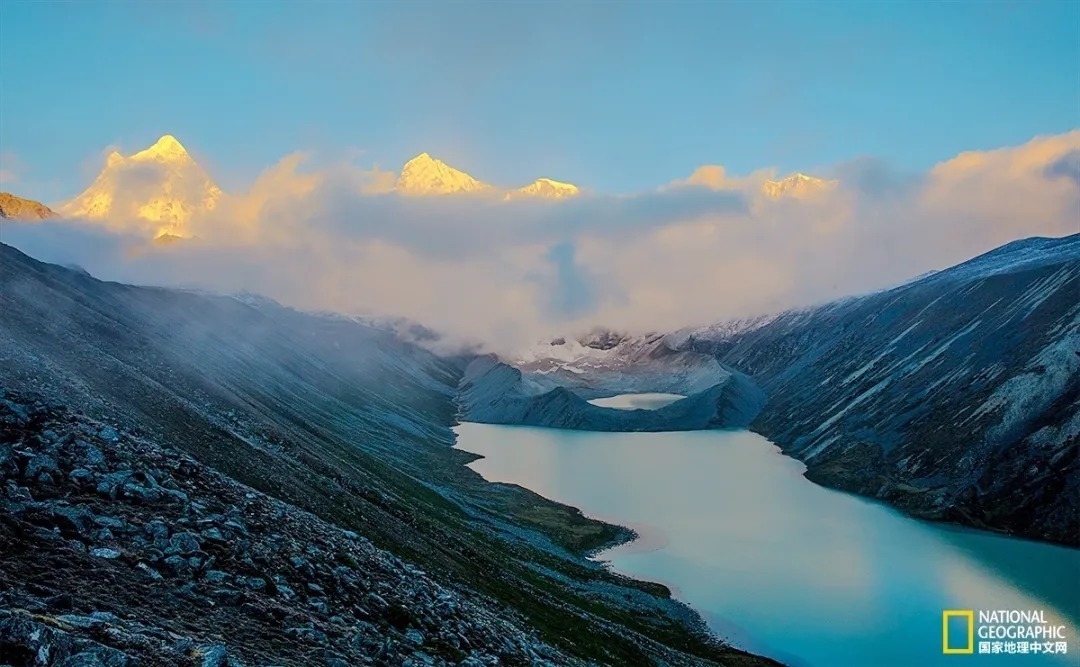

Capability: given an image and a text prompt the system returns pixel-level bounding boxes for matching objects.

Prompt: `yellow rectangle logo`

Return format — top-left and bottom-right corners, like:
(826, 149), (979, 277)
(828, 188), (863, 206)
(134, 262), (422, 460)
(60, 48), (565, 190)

(943, 610), (975, 654)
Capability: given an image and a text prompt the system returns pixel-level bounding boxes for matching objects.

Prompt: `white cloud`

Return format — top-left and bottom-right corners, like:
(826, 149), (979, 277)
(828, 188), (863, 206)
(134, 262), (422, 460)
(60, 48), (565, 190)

(5, 130), (1079, 352)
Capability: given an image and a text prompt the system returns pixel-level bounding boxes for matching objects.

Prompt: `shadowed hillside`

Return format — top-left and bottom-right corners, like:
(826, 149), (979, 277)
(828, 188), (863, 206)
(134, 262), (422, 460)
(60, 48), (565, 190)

(689, 235), (1080, 545)
(0, 242), (777, 666)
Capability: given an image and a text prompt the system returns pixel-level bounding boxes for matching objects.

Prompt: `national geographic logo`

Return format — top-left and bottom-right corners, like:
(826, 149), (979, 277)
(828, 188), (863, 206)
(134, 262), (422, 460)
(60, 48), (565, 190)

(943, 610), (975, 654)
(943, 610), (1069, 656)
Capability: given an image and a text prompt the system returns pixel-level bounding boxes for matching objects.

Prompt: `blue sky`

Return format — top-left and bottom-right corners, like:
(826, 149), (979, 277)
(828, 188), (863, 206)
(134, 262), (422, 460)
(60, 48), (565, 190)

(2, 1), (1078, 202)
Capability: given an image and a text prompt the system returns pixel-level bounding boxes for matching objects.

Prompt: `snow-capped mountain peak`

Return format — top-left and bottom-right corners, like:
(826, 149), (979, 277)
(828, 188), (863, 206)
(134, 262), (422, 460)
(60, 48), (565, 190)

(130, 134), (193, 163)
(762, 172), (837, 198)
(505, 177), (580, 200)
(395, 153), (491, 196)
(59, 134), (221, 239)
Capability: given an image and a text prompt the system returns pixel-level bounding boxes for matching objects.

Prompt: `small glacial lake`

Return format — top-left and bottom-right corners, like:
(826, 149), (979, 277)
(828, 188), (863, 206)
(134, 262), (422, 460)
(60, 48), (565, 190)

(587, 392), (685, 410)
(454, 403), (1079, 667)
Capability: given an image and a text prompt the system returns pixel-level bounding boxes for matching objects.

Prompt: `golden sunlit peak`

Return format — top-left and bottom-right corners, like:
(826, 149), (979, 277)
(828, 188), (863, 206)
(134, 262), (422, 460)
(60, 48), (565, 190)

(131, 134), (192, 163)
(762, 172), (837, 199)
(59, 133), (221, 239)
(154, 134), (185, 150)
(505, 177), (581, 200)
(396, 152), (491, 195)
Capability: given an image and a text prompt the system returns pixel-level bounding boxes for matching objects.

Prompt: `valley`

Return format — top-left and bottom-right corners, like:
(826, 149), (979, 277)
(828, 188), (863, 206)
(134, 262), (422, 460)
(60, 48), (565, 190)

(4, 7), (1077, 666)
(0, 242), (771, 666)
(0, 230), (1077, 665)
(464, 234), (1080, 546)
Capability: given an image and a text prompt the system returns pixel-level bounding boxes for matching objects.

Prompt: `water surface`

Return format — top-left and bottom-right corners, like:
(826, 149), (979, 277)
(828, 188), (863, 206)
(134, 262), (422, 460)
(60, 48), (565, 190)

(454, 421), (1079, 667)
(586, 392), (685, 410)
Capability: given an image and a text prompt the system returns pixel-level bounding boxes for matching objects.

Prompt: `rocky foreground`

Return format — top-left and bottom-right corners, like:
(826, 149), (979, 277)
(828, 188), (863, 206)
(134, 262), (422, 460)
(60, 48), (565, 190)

(0, 391), (576, 666)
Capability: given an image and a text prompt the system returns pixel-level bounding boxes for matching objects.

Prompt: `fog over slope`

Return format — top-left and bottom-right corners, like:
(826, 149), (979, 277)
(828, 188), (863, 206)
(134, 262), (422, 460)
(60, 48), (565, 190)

(4, 131), (1078, 350)
(0, 241), (773, 666)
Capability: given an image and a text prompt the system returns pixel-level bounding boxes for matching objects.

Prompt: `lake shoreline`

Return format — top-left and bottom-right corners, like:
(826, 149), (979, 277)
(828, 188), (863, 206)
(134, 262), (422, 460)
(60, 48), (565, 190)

(455, 417), (1080, 667)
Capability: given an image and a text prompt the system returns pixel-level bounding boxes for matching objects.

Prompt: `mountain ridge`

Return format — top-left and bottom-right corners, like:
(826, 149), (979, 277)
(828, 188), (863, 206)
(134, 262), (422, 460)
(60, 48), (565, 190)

(0, 192), (57, 220)
(685, 233), (1080, 545)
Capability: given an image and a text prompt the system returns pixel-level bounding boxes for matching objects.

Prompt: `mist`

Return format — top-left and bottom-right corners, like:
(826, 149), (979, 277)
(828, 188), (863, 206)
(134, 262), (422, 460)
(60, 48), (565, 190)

(4, 130), (1078, 352)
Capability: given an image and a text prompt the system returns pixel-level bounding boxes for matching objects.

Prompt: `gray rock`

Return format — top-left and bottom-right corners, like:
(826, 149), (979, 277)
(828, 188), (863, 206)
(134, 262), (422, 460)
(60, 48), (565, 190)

(223, 520), (248, 535)
(1, 399), (29, 423)
(56, 614), (107, 629)
(165, 532), (202, 556)
(88, 611), (119, 623)
(52, 506), (95, 535)
(197, 645), (234, 667)
(243, 577), (267, 592)
(58, 653), (107, 667)
(74, 440), (107, 467)
(201, 527), (226, 542)
(90, 548), (121, 559)
(144, 519), (170, 539)
(125, 484), (162, 503)
(163, 555), (192, 577)
(203, 570), (230, 584)
(96, 471), (134, 499)
(163, 488), (190, 503)
(136, 562), (164, 581)
(0, 443), (14, 470)
(93, 515), (129, 530)
(25, 454), (59, 480)
(69, 468), (96, 485)
(98, 426), (120, 442)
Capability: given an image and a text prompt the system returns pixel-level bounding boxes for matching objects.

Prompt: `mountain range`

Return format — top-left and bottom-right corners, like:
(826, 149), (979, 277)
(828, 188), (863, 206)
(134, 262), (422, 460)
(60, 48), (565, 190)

(1, 188), (1076, 664)
(8, 135), (834, 240)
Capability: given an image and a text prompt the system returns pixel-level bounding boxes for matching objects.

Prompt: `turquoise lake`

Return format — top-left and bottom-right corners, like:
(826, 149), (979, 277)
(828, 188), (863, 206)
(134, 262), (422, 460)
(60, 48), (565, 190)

(454, 400), (1079, 667)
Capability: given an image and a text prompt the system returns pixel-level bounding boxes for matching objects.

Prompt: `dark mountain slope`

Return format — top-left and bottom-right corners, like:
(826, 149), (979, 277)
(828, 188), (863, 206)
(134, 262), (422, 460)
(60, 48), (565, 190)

(0, 243), (776, 666)
(688, 234), (1080, 545)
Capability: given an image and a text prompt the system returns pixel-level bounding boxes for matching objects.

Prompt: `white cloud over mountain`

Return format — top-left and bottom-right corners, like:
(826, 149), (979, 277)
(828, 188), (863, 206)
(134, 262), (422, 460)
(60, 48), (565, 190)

(6, 130), (1079, 350)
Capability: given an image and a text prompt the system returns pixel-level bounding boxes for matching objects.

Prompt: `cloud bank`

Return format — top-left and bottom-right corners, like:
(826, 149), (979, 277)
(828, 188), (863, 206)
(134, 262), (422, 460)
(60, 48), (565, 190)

(4, 131), (1079, 351)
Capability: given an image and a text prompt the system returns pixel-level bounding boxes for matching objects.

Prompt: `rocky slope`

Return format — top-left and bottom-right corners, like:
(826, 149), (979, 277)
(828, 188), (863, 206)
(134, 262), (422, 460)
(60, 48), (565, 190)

(686, 234), (1080, 545)
(0, 242), (776, 666)
(0, 192), (56, 220)
(0, 392), (575, 666)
